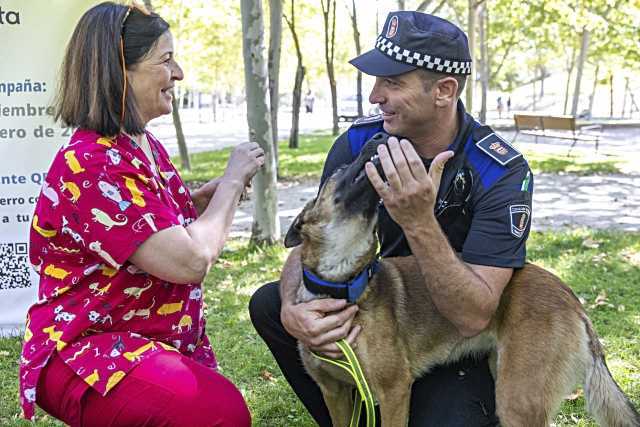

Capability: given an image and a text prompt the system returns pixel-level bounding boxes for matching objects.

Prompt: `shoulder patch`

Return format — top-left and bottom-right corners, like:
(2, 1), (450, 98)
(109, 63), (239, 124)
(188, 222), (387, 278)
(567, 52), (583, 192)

(509, 204), (531, 238)
(352, 114), (383, 127)
(475, 132), (522, 166)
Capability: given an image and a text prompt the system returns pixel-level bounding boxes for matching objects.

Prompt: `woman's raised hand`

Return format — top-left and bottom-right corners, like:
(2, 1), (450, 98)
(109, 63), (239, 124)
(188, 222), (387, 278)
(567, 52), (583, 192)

(223, 142), (265, 186)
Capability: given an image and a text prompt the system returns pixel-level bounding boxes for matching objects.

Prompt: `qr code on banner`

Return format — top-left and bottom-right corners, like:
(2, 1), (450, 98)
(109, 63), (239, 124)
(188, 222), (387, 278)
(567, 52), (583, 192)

(0, 243), (33, 290)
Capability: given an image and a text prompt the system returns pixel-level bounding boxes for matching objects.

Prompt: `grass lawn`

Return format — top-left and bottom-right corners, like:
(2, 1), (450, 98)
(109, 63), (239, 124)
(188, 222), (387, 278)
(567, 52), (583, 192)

(176, 132), (335, 186)
(174, 132), (628, 187)
(1, 134), (637, 425)
(1, 230), (639, 426)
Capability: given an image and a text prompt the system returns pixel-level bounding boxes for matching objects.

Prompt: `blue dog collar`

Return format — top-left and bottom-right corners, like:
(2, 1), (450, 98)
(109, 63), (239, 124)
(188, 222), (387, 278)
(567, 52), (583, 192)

(302, 260), (380, 303)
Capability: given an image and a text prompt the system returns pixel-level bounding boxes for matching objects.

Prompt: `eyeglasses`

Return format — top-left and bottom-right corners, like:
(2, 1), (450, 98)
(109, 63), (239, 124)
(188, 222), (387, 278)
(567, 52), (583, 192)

(120, 2), (151, 130)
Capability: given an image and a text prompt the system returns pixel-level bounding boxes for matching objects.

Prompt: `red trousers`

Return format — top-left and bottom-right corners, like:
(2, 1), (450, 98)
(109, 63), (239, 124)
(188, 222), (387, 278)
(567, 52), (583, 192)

(36, 351), (251, 427)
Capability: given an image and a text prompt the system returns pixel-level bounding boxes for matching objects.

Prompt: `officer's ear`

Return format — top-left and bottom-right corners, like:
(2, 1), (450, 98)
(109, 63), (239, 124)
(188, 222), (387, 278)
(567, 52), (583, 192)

(434, 77), (458, 107)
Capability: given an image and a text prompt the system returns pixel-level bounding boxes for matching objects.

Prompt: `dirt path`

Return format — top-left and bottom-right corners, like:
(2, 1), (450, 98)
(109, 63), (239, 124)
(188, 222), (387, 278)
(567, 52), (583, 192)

(230, 173), (640, 238)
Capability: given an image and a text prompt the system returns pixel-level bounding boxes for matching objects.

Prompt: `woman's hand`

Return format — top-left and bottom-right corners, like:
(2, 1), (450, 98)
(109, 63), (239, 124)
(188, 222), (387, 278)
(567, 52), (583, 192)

(222, 142), (265, 187)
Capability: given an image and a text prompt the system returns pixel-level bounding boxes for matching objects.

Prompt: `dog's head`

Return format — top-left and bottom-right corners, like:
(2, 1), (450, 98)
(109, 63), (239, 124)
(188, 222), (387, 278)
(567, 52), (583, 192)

(284, 133), (388, 282)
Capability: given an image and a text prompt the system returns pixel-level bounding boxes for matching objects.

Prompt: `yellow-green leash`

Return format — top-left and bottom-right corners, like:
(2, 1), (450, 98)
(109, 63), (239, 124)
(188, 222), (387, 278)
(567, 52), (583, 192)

(312, 339), (376, 427)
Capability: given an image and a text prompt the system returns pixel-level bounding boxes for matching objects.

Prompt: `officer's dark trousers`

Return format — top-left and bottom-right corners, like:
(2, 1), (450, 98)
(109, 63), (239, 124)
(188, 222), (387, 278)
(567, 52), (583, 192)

(249, 282), (500, 427)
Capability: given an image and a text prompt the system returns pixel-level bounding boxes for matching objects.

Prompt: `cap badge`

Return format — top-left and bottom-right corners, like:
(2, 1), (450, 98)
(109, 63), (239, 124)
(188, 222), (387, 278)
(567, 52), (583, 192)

(386, 16), (398, 38)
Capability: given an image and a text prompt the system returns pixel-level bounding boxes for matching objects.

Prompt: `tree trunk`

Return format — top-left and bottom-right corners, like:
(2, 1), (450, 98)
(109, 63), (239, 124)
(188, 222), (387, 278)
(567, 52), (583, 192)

(197, 91), (204, 124)
(465, 0), (476, 113)
(211, 91), (217, 122)
(397, 0), (405, 9)
(478, 5), (487, 123)
(563, 46), (576, 115)
(609, 73), (614, 118)
(416, 0), (432, 11)
(621, 77), (629, 117)
(571, 28), (590, 116)
(321, 0), (339, 135)
(431, 0), (447, 14)
(375, 0), (380, 34)
(285, 0), (305, 149)
(489, 35), (516, 81)
(290, 64), (305, 148)
(144, 0), (190, 171)
(171, 97), (191, 171)
(349, 0), (363, 117)
(268, 0), (282, 170)
(539, 65), (546, 97)
(588, 63), (599, 117)
(532, 80), (536, 111)
(240, 0), (280, 244)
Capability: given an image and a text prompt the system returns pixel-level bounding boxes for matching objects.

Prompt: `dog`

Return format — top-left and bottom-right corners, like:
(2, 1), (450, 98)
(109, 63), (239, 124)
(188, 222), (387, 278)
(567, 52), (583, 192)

(284, 134), (640, 426)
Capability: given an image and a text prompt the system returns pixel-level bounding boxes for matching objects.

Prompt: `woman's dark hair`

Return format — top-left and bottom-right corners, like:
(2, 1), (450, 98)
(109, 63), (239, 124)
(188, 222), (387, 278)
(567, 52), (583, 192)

(54, 2), (169, 136)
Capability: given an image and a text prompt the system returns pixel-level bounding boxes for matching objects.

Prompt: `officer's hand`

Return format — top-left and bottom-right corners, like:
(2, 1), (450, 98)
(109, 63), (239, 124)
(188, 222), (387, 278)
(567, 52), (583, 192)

(365, 136), (453, 228)
(281, 299), (361, 359)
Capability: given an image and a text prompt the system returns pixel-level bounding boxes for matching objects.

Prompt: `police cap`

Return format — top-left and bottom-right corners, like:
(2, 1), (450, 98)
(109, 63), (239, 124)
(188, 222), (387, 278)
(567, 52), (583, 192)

(350, 11), (472, 77)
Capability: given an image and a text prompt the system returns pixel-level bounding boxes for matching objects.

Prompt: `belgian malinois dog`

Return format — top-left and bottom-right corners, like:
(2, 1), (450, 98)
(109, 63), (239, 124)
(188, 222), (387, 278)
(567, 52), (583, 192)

(284, 134), (640, 426)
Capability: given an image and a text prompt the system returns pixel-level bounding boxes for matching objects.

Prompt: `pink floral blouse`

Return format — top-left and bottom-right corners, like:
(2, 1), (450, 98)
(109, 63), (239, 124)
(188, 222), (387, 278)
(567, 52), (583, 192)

(20, 129), (216, 420)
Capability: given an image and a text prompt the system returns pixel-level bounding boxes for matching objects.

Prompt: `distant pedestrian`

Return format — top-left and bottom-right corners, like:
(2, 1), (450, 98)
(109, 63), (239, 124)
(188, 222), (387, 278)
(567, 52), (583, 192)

(497, 96), (504, 118)
(507, 97), (511, 112)
(304, 90), (315, 113)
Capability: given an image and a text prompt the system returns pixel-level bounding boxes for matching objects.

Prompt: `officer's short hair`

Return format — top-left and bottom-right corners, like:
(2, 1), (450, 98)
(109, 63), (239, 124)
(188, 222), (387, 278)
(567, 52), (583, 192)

(418, 70), (467, 98)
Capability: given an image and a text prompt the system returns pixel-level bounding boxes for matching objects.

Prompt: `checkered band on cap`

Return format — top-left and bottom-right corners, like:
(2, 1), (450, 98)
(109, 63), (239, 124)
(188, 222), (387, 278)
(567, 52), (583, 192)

(375, 36), (472, 75)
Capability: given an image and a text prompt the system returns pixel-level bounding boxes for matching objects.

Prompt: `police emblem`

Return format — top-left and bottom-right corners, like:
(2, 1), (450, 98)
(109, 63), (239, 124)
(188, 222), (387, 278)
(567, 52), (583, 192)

(387, 15), (399, 38)
(489, 142), (508, 155)
(476, 132), (522, 166)
(509, 204), (530, 238)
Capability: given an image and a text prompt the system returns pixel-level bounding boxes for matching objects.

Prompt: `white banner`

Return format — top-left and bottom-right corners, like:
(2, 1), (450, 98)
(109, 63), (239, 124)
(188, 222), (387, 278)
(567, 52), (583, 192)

(0, 1), (97, 335)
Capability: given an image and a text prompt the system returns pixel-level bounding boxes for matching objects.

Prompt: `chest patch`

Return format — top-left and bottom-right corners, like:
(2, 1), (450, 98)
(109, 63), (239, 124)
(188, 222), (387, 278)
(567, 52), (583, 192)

(476, 133), (522, 166)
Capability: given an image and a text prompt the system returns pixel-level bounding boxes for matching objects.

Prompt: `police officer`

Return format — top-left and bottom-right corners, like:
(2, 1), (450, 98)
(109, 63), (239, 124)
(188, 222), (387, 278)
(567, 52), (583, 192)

(249, 11), (533, 426)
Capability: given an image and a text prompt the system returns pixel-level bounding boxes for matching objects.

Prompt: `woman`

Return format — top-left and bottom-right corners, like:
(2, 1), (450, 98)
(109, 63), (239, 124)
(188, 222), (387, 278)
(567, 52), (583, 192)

(20, 2), (263, 426)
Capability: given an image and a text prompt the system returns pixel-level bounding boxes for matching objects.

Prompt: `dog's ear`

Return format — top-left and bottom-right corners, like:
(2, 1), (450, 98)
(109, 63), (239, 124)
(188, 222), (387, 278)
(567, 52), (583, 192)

(284, 213), (304, 248)
(284, 198), (315, 248)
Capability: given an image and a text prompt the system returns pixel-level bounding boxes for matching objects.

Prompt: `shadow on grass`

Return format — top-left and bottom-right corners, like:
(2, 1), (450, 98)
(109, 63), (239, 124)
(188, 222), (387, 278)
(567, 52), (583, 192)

(527, 230), (640, 425)
(529, 158), (620, 175)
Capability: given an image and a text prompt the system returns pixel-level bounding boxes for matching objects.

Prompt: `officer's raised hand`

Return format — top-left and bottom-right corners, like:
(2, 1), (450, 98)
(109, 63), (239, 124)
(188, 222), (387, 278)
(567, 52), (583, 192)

(365, 136), (453, 228)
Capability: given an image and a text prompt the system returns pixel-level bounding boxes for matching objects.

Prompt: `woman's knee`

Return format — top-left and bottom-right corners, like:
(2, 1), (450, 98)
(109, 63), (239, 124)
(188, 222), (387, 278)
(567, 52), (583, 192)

(167, 370), (251, 427)
(129, 353), (251, 427)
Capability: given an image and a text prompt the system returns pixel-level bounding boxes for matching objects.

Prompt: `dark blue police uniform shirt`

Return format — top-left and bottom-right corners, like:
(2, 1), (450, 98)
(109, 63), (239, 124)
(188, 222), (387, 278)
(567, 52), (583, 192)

(319, 100), (534, 268)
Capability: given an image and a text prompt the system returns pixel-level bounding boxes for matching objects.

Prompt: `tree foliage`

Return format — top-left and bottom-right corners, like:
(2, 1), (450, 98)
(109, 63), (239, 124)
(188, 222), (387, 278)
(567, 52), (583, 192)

(154, 0), (243, 95)
(152, 0), (638, 122)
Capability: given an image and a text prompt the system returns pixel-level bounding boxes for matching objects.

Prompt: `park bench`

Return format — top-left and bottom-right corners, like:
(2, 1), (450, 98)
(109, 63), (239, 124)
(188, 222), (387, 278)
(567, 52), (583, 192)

(512, 114), (603, 154)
